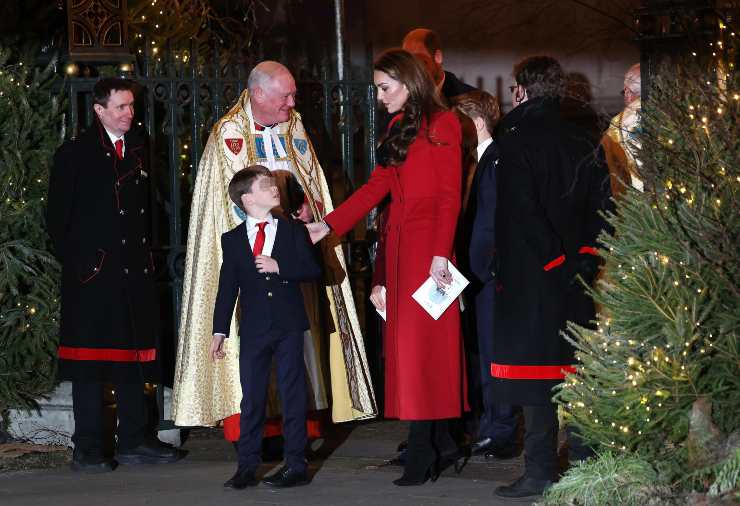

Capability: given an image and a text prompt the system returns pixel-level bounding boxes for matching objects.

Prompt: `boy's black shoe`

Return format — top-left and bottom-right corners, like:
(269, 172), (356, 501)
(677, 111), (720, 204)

(224, 468), (258, 489)
(262, 465), (309, 488)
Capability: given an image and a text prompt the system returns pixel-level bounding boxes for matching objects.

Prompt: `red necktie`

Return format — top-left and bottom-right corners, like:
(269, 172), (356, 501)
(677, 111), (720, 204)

(252, 222), (268, 256)
(114, 139), (124, 160)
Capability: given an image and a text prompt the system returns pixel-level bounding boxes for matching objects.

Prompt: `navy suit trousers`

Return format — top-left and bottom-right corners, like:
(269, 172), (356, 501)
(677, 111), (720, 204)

(237, 328), (307, 472)
(475, 282), (519, 444)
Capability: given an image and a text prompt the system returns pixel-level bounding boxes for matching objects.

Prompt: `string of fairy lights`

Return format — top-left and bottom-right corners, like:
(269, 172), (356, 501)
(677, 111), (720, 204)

(561, 21), (736, 452)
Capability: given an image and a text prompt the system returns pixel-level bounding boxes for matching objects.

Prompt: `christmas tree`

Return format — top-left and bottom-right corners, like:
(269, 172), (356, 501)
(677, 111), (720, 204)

(0, 46), (64, 423)
(543, 24), (739, 506)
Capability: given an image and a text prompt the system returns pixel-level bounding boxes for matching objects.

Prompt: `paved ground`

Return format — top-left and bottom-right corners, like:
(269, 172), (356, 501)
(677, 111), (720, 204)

(0, 420), (538, 506)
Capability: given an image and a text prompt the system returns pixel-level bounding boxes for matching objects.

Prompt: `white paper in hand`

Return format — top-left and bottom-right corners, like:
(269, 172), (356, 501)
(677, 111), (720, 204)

(375, 286), (387, 321)
(412, 263), (469, 320)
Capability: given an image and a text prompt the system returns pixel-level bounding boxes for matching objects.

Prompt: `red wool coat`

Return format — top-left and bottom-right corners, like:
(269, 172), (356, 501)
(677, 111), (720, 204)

(325, 111), (466, 420)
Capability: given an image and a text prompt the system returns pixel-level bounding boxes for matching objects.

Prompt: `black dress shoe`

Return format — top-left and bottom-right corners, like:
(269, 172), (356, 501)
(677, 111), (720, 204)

(494, 475), (553, 498)
(224, 468), (258, 489)
(262, 465), (309, 488)
(70, 450), (115, 473)
(471, 437), (494, 455)
(116, 440), (186, 465)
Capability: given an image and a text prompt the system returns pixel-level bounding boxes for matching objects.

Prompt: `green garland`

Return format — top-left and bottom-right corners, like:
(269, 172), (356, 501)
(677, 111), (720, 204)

(0, 46), (64, 424)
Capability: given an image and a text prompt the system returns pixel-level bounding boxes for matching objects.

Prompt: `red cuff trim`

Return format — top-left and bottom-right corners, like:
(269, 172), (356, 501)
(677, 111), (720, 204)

(543, 255), (566, 271)
(58, 346), (156, 362)
(579, 246), (599, 256)
(491, 362), (576, 379)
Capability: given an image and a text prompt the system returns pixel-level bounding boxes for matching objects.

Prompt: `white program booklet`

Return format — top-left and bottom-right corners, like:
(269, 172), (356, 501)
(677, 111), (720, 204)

(411, 263), (469, 320)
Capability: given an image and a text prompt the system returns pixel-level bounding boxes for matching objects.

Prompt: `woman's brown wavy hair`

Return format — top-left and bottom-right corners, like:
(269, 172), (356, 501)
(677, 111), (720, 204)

(375, 49), (446, 167)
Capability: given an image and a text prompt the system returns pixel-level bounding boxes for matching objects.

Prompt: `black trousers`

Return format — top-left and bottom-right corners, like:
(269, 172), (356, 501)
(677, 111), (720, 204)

(72, 380), (147, 455)
(523, 404), (593, 480)
(237, 329), (307, 472)
(475, 282), (519, 444)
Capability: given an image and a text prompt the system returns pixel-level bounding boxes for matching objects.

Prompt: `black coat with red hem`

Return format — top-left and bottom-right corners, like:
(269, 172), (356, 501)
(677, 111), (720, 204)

(491, 97), (612, 406)
(46, 119), (160, 384)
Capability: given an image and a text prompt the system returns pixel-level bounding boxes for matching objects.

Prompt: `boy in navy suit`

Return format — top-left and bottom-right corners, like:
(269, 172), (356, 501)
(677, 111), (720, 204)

(210, 165), (321, 489)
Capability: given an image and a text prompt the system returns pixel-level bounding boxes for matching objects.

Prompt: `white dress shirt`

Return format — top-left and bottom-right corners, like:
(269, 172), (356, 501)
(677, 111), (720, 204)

(105, 129), (125, 157)
(476, 137), (493, 162)
(246, 213), (278, 256)
(213, 213), (278, 338)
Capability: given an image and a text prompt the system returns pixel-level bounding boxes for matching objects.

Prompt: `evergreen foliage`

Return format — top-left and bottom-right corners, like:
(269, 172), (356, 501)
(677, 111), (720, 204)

(540, 451), (671, 506)
(544, 26), (739, 505)
(0, 46), (64, 423)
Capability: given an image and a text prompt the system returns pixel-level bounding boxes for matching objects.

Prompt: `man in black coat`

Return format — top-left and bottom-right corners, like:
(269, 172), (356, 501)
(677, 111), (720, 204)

(453, 91), (521, 459)
(491, 57), (612, 498)
(47, 78), (182, 472)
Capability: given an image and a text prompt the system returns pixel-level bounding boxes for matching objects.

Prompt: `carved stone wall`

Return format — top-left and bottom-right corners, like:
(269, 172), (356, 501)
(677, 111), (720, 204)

(67, 0), (130, 61)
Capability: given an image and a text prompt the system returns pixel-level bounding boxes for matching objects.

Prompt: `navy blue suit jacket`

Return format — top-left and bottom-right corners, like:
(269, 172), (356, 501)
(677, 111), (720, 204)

(469, 141), (500, 285)
(212, 217), (321, 339)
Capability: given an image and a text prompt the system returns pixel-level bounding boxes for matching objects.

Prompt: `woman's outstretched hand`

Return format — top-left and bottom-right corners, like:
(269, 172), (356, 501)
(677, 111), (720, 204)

(306, 221), (330, 244)
(430, 256), (452, 289)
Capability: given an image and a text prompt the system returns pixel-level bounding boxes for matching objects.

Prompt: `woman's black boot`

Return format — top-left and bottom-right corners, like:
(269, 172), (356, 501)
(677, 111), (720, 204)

(393, 421), (437, 486)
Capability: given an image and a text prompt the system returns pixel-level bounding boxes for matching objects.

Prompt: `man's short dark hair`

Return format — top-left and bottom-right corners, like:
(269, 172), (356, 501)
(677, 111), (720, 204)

(452, 91), (501, 136)
(228, 165), (273, 212)
(513, 56), (565, 100)
(403, 28), (442, 57)
(93, 78), (135, 108)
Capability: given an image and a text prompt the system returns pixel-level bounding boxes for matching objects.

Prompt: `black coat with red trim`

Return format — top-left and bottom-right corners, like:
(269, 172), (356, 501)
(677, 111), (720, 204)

(491, 97), (612, 406)
(46, 119), (160, 384)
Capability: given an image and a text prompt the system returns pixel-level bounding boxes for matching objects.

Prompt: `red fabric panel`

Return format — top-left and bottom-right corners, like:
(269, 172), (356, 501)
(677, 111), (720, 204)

(57, 346), (156, 362)
(222, 412), (325, 442)
(543, 254), (566, 271)
(491, 362), (576, 379)
(578, 246), (599, 256)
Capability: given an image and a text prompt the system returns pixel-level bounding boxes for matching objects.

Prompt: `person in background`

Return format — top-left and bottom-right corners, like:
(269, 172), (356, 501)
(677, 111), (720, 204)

(601, 63), (643, 197)
(453, 91), (521, 460)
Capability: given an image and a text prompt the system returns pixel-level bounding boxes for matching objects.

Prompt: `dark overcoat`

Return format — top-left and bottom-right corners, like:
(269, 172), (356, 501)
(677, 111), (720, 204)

(491, 97), (612, 406)
(46, 119), (160, 383)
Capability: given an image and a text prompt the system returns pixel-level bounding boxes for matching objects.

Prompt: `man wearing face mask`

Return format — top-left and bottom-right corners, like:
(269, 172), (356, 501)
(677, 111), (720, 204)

(173, 61), (376, 448)
(491, 56), (612, 498)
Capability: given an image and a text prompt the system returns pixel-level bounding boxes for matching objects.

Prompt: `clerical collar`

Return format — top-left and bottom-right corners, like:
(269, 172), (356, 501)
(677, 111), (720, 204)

(254, 120), (277, 131)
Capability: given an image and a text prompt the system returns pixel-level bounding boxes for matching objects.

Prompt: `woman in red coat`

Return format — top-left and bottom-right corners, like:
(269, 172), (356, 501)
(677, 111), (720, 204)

(308, 49), (465, 485)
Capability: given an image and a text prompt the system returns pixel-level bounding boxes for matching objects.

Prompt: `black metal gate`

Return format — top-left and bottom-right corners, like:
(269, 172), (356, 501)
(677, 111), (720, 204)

(64, 41), (378, 418)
